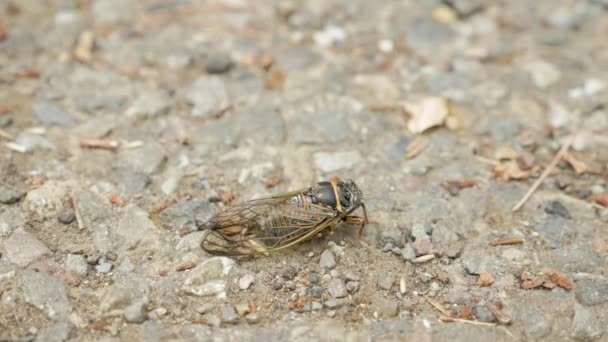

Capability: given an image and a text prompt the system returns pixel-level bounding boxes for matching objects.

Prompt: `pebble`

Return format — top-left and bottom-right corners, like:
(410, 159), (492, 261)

(372, 298), (398, 318)
(34, 322), (75, 342)
(462, 254), (495, 275)
(15, 132), (56, 152)
(522, 309), (552, 339)
(344, 272), (360, 282)
(239, 274), (255, 290)
(379, 226), (406, 248)
(0, 207), (24, 237)
(95, 259), (113, 273)
(401, 244), (416, 261)
(185, 76), (229, 117)
(203, 313), (221, 328)
(194, 303), (215, 314)
(92, 0), (134, 23)
(100, 286), (133, 313)
(22, 270), (72, 320)
(346, 281), (359, 293)
(181, 257), (236, 298)
(377, 275), (394, 290)
(205, 53), (233, 74)
(221, 305), (239, 324)
(311, 302), (323, 311)
(32, 102), (73, 126)
(544, 201), (571, 219)
(234, 303), (250, 316)
(0, 184), (24, 204)
(115, 205), (162, 253)
(575, 280), (608, 306)
(73, 190), (113, 230)
(319, 249), (337, 269)
(117, 170), (150, 194)
(533, 217), (575, 249)
(324, 298), (346, 310)
(571, 304), (604, 340)
(412, 236), (434, 256)
(65, 254), (89, 277)
(117, 143), (167, 175)
(57, 209), (75, 224)
(327, 279), (347, 298)
(246, 313), (260, 324)
(524, 60), (561, 89)
(124, 298), (150, 323)
(313, 151), (362, 173)
(311, 286), (324, 298)
(125, 90), (170, 118)
(22, 180), (69, 219)
(1, 229), (51, 267)
(474, 304), (496, 323)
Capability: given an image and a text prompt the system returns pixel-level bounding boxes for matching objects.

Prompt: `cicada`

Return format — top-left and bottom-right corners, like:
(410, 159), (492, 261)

(197, 179), (368, 256)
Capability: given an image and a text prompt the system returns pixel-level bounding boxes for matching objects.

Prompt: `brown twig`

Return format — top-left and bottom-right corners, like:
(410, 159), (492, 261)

(80, 139), (120, 151)
(439, 316), (497, 327)
(490, 237), (524, 246)
(424, 296), (452, 317)
(72, 197), (85, 230)
(0, 129), (14, 140)
(512, 137), (574, 211)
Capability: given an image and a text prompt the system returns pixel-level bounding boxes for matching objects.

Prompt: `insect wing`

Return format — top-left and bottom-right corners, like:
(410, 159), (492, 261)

(199, 195), (338, 256)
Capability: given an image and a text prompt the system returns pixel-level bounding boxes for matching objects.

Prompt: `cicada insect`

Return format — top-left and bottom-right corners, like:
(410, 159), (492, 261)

(197, 179), (368, 256)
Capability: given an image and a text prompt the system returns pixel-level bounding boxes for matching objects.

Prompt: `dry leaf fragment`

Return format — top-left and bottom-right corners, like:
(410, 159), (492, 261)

(563, 152), (587, 174)
(403, 96), (449, 134)
(263, 175), (282, 188)
(441, 178), (476, 196)
(478, 272), (495, 287)
(487, 302), (512, 325)
(588, 194), (608, 207)
(108, 194), (126, 207)
(543, 272), (573, 291)
(492, 161), (537, 181)
(219, 192), (236, 205)
(15, 68), (40, 79)
(458, 305), (474, 320)
(150, 198), (177, 215)
(175, 260), (197, 272)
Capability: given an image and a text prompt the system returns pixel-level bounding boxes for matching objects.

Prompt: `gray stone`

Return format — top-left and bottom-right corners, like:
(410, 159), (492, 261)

(474, 305), (496, 323)
(0, 207), (25, 237)
(290, 111), (352, 144)
(346, 281), (359, 293)
(186, 76), (229, 117)
(74, 95), (126, 113)
(544, 201), (571, 219)
(100, 286), (133, 313)
(0, 184), (24, 204)
(324, 298), (346, 309)
(533, 217), (576, 249)
(239, 274), (254, 290)
(575, 280), (608, 306)
(57, 209), (75, 224)
(378, 225), (405, 248)
(203, 313), (222, 328)
(489, 118), (520, 143)
(524, 60), (561, 89)
(158, 200), (211, 232)
(22, 180), (69, 218)
(95, 260), (113, 273)
(231, 106), (285, 145)
(124, 297), (150, 323)
(404, 17), (455, 57)
(181, 257), (236, 298)
(401, 244), (416, 261)
(15, 132), (56, 152)
(411, 224), (428, 240)
(73, 190), (112, 230)
(372, 298), (398, 318)
(115, 205), (162, 253)
(93, 0), (134, 23)
(412, 236), (433, 256)
(1, 230), (50, 267)
(377, 274), (394, 290)
(445, 0), (484, 16)
(246, 313), (260, 324)
(35, 322), (75, 342)
(319, 249), (337, 269)
(142, 319), (167, 342)
(522, 309), (552, 339)
(116, 169), (150, 194)
(222, 305), (239, 324)
(313, 151), (362, 173)
(32, 102), (73, 126)
(311, 286), (324, 298)
(65, 254), (88, 277)
(205, 53), (233, 74)
(126, 90), (170, 118)
(117, 143), (167, 175)
(463, 254), (496, 275)
(327, 279), (347, 298)
(571, 304), (605, 340)
(22, 270), (72, 320)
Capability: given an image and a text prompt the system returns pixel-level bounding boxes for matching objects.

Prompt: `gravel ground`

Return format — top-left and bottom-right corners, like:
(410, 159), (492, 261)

(1, 0), (608, 341)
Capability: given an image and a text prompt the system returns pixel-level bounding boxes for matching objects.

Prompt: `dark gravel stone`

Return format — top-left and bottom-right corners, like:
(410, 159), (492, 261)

(575, 280), (608, 306)
(32, 102), (73, 126)
(544, 201), (571, 219)
(281, 265), (299, 280)
(221, 305), (239, 324)
(205, 53), (233, 74)
(58, 209), (76, 224)
(0, 185), (24, 204)
(311, 286), (324, 298)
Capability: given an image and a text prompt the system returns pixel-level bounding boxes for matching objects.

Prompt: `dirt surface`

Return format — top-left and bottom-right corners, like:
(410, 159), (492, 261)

(1, 0), (608, 341)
